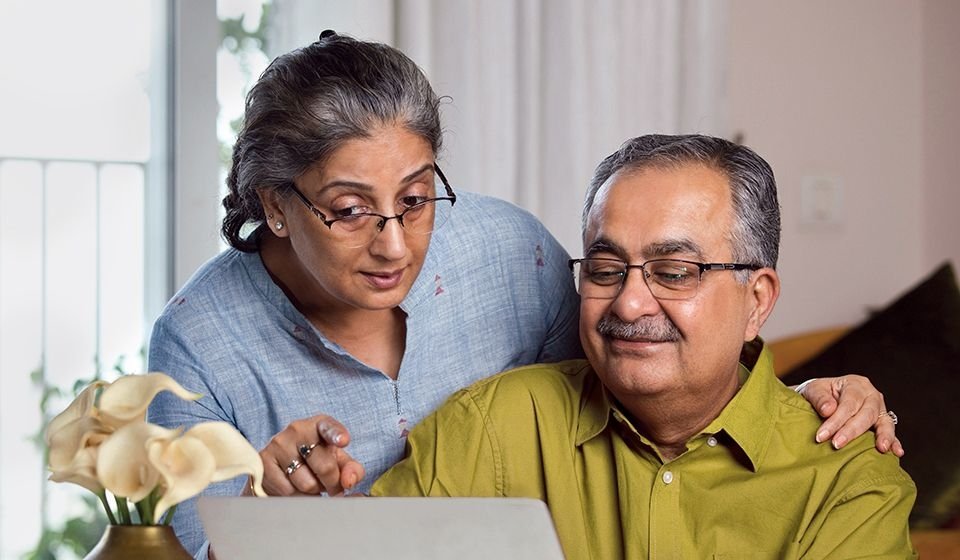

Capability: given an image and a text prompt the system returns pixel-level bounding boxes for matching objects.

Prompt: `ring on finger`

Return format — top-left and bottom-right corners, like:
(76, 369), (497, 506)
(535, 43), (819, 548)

(285, 458), (303, 476)
(879, 410), (898, 425)
(298, 442), (319, 460)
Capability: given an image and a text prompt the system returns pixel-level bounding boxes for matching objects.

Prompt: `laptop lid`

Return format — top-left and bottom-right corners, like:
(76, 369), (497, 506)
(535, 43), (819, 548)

(198, 496), (566, 560)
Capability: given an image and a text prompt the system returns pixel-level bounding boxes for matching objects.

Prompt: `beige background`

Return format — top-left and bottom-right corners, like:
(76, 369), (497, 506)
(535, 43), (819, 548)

(726, 0), (960, 339)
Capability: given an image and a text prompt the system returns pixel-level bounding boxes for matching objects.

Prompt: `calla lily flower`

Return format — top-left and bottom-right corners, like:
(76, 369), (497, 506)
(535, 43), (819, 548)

(97, 373), (201, 428)
(47, 415), (110, 474)
(97, 421), (176, 503)
(45, 381), (107, 445)
(48, 445), (103, 494)
(45, 372), (265, 527)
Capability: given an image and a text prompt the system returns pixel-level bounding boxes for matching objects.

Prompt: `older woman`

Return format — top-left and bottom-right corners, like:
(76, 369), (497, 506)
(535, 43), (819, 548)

(148, 32), (898, 559)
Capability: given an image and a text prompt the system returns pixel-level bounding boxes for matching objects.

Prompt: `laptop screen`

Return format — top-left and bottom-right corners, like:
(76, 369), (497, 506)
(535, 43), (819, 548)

(199, 496), (565, 559)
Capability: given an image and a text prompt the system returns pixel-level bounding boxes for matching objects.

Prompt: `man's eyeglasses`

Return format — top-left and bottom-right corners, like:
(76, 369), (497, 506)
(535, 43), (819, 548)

(568, 257), (761, 301)
(286, 164), (457, 248)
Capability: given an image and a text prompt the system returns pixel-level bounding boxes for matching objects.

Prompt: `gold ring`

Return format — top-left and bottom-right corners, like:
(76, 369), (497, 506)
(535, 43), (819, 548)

(298, 442), (318, 460)
(880, 410), (898, 425)
(285, 458), (303, 476)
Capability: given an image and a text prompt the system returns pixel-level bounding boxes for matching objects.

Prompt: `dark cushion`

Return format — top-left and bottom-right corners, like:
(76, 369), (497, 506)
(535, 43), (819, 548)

(781, 262), (960, 528)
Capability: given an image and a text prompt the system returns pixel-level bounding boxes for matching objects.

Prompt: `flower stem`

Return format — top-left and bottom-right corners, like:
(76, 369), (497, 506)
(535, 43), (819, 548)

(161, 504), (178, 526)
(114, 495), (132, 525)
(135, 498), (153, 525)
(96, 490), (118, 525)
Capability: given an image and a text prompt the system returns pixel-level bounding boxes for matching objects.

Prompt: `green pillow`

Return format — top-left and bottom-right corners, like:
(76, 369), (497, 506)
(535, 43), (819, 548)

(781, 262), (960, 528)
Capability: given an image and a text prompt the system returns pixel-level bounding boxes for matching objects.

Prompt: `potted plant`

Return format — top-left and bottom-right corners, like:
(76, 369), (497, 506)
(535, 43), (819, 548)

(45, 373), (264, 559)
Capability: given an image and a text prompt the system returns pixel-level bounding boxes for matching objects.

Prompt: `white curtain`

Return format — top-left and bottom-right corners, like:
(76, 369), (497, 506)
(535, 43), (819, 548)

(270, 0), (728, 254)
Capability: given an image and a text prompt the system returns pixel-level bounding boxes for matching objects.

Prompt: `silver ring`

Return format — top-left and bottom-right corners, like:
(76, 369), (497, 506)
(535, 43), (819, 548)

(285, 458), (303, 476)
(881, 410), (898, 425)
(298, 442), (318, 460)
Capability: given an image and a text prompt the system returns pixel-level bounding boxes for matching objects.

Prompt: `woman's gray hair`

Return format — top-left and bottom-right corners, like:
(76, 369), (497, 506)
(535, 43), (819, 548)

(222, 31), (443, 251)
(581, 134), (781, 273)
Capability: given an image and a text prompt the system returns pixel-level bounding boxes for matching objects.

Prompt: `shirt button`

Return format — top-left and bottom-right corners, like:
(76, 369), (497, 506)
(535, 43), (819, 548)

(707, 436), (718, 447)
(662, 471), (674, 484)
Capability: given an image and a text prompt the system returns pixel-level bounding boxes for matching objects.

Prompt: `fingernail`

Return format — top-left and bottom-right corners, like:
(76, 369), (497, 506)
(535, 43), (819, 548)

(815, 429), (828, 443)
(345, 473), (357, 489)
(820, 403), (830, 414)
(333, 433), (343, 445)
(832, 435), (846, 449)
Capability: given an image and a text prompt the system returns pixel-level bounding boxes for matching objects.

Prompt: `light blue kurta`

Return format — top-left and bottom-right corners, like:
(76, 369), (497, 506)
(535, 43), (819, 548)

(147, 191), (583, 558)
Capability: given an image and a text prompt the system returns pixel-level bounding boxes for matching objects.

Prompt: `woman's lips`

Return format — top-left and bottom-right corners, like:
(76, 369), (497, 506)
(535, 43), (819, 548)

(362, 269), (404, 289)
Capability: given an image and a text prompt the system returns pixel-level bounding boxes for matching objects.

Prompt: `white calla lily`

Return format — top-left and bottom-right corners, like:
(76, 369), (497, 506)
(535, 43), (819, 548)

(49, 445), (103, 494)
(148, 435), (218, 522)
(182, 422), (266, 494)
(45, 381), (107, 445)
(46, 372), (265, 528)
(47, 416), (110, 472)
(97, 421), (177, 503)
(97, 373), (201, 428)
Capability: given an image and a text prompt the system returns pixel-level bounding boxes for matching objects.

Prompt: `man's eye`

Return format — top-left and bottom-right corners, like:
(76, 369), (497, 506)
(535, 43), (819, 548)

(588, 269), (624, 284)
(653, 268), (693, 284)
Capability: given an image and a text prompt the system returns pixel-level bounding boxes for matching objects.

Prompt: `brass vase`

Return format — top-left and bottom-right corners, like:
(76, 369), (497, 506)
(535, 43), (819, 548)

(84, 525), (193, 560)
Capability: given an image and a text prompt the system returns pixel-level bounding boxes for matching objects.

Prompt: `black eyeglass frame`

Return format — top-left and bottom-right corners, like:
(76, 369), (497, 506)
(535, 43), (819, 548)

(567, 257), (762, 299)
(285, 164), (457, 233)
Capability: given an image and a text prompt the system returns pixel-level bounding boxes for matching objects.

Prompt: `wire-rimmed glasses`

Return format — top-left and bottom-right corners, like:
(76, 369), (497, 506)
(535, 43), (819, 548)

(568, 257), (761, 300)
(287, 164), (457, 248)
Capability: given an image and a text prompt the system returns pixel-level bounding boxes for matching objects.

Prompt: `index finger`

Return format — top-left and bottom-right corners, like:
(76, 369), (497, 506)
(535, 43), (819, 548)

(315, 416), (351, 447)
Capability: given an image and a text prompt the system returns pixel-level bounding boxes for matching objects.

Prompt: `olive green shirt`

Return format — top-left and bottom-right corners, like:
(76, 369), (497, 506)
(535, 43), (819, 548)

(372, 343), (916, 559)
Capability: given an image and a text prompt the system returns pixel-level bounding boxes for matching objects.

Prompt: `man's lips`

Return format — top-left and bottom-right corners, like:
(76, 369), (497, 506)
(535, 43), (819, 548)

(361, 269), (404, 289)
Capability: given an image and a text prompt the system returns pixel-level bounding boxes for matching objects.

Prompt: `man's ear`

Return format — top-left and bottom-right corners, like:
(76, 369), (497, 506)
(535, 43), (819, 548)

(744, 268), (780, 341)
(256, 188), (289, 239)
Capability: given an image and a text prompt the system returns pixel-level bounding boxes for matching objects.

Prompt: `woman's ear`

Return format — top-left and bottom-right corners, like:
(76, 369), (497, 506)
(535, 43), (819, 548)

(744, 268), (780, 341)
(256, 189), (289, 238)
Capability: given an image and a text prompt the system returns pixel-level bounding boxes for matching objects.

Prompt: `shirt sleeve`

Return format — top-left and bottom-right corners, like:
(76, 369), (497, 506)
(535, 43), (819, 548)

(147, 315), (245, 559)
(371, 388), (501, 498)
(534, 223), (584, 363)
(800, 471), (917, 559)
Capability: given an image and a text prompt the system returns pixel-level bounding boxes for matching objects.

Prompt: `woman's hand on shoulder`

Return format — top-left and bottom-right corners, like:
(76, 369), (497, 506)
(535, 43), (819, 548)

(256, 415), (366, 496)
(796, 375), (904, 457)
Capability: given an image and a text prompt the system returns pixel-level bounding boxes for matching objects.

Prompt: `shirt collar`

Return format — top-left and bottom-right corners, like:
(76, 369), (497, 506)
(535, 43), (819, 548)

(700, 339), (778, 472)
(575, 339), (779, 472)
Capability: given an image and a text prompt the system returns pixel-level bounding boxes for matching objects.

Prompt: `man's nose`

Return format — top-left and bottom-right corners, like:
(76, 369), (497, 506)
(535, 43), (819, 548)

(609, 271), (661, 320)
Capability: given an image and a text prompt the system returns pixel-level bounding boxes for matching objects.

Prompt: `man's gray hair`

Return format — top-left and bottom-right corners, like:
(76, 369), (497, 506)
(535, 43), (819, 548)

(222, 31), (443, 251)
(582, 134), (781, 271)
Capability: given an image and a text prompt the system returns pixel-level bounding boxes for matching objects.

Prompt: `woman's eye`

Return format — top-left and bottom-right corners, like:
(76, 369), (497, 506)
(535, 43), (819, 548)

(399, 195), (429, 208)
(333, 205), (373, 218)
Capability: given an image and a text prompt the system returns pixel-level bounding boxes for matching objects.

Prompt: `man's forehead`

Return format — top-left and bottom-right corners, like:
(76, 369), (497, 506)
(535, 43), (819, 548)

(584, 163), (732, 257)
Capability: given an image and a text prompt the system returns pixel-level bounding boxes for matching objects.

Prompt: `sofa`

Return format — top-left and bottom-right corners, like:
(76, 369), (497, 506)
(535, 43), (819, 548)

(769, 261), (960, 558)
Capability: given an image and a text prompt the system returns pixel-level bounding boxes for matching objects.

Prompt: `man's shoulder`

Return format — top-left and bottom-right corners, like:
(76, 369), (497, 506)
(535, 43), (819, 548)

(768, 381), (913, 488)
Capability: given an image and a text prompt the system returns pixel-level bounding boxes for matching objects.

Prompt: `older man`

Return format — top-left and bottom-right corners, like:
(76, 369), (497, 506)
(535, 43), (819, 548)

(371, 135), (915, 559)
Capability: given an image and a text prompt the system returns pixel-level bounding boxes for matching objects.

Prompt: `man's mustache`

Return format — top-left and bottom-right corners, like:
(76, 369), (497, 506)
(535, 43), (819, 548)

(596, 315), (681, 343)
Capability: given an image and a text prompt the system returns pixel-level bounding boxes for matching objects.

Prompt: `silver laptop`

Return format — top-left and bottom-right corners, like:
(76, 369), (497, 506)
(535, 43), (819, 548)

(198, 496), (566, 559)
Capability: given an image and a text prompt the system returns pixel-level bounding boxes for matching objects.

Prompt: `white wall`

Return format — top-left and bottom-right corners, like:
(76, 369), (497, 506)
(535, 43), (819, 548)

(726, 0), (958, 339)
(922, 0), (960, 272)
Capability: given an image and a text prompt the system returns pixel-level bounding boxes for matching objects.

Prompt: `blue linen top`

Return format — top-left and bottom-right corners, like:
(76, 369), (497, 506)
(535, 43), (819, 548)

(146, 191), (583, 558)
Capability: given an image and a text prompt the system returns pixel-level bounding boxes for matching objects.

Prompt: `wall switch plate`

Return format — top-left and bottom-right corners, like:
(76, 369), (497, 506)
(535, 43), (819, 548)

(800, 176), (843, 228)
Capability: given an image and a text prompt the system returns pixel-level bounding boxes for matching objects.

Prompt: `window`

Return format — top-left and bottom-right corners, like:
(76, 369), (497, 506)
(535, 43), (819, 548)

(0, 2), (170, 556)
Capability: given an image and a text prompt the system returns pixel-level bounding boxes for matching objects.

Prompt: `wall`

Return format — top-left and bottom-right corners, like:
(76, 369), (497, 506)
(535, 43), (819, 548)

(922, 1), (960, 272)
(725, 0), (959, 339)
